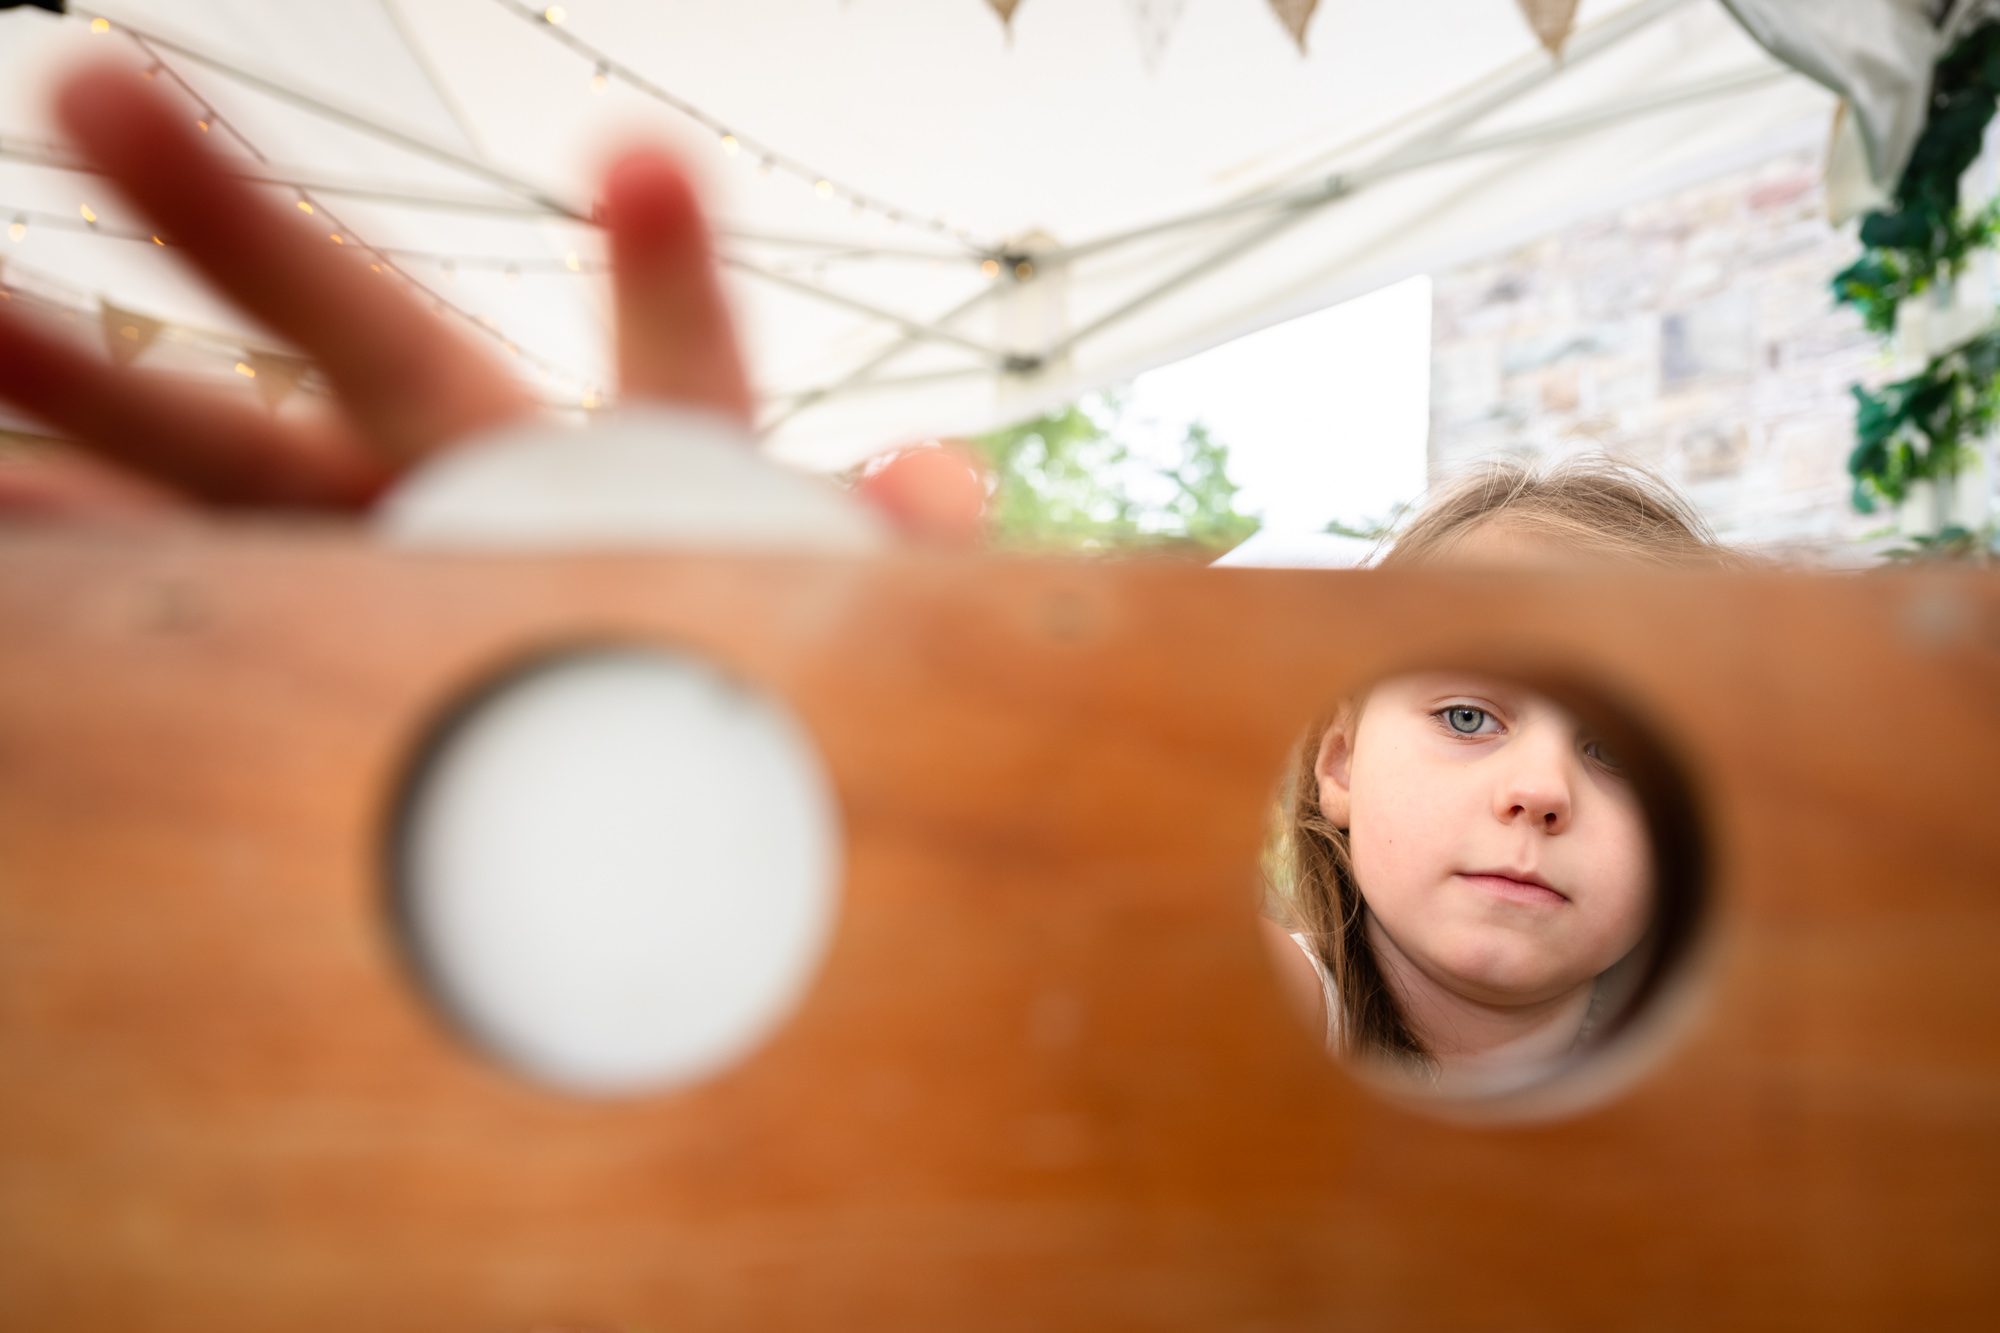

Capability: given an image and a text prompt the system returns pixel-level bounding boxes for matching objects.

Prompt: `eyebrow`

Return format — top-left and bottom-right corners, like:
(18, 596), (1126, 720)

(1420, 684), (1516, 707)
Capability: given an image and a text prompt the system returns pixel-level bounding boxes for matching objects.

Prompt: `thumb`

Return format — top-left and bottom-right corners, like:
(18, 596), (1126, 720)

(853, 443), (989, 548)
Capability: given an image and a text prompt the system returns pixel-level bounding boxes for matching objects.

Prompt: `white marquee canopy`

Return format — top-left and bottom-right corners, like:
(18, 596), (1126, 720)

(0, 0), (1834, 470)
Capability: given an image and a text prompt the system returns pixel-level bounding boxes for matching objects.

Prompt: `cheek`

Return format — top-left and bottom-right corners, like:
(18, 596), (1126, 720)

(1575, 799), (1657, 960)
(1345, 767), (1470, 916)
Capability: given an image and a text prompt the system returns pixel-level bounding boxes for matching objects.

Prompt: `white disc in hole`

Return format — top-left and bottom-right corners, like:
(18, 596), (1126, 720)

(396, 648), (840, 1094)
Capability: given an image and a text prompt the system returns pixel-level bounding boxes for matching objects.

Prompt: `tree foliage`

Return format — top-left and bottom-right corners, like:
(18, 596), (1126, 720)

(973, 395), (1260, 554)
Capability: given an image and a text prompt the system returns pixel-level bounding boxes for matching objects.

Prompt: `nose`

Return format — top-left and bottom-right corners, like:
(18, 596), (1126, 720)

(1493, 727), (1573, 834)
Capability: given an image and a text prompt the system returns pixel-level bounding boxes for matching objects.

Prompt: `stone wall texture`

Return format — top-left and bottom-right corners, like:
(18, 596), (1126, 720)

(1428, 149), (1895, 558)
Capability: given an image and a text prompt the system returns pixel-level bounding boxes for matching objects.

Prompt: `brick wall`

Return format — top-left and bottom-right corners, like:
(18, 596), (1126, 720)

(1428, 149), (1902, 558)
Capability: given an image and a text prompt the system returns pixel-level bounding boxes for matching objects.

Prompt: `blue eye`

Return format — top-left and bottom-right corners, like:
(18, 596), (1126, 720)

(1583, 738), (1623, 771)
(1445, 706), (1489, 734)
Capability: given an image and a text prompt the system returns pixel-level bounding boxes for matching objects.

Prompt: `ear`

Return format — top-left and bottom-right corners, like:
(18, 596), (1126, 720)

(1314, 705), (1356, 830)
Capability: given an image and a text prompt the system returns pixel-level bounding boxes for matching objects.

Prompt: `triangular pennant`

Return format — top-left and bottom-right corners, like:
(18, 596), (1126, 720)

(99, 300), (162, 367)
(1266, 0), (1318, 53)
(986, 0), (1023, 26)
(1514, 0), (1580, 59)
(1125, 0), (1188, 71)
(244, 351), (311, 412)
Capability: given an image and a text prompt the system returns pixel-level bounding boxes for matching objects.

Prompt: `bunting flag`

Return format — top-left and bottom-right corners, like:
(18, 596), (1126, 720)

(1126, 0), (1189, 71)
(98, 300), (162, 367)
(1515, 0), (1581, 59)
(982, 0), (1570, 61)
(244, 351), (312, 412)
(1266, 0), (1319, 54)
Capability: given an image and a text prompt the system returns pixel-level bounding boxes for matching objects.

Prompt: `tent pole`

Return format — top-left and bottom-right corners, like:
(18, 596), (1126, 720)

(1344, 65), (1791, 189)
(1044, 0), (1698, 269)
(1368, 0), (1695, 172)
(1042, 207), (1328, 364)
(759, 286), (1007, 434)
(375, 0), (489, 156)
(724, 259), (1007, 364)
(759, 366), (989, 413)
(1031, 64), (1791, 360)
(0, 139), (974, 264)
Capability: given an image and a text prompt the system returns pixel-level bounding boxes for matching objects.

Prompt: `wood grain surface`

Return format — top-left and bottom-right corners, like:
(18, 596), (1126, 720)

(0, 531), (1994, 1330)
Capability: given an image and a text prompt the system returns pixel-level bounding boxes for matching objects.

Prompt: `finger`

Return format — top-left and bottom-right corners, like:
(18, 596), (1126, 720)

(602, 149), (755, 424)
(0, 298), (390, 507)
(853, 443), (989, 547)
(54, 60), (535, 463)
(0, 443), (192, 522)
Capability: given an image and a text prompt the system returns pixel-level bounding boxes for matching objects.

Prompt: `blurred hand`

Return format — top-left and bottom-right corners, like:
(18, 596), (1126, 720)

(0, 60), (985, 543)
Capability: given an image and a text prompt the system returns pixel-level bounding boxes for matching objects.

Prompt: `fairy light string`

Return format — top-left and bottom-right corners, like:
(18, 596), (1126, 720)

(485, 0), (996, 254)
(0, 253), (327, 392)
(7, 8), (1027, 408)
(0, 198), (985, 303)
(0, 255), (600, 414)
(3, 19), (605, 405)
(130, 29), (601, 399)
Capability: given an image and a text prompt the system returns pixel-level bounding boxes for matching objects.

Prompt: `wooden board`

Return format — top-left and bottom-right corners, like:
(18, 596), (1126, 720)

(0, 531), (1994, 1329)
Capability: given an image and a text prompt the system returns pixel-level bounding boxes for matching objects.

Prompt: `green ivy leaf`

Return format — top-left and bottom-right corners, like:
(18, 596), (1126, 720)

(1838, 22), (2000, 518)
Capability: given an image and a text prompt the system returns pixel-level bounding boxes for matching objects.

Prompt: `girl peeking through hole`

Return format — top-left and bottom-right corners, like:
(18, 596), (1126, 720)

(1263, 458), (1730, 1096)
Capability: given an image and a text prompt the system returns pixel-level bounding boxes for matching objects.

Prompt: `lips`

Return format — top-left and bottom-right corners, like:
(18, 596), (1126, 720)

(1458, 871), (1569, 906)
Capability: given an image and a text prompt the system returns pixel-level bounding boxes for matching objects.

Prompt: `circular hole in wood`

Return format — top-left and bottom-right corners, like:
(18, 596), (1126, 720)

(391, 646), (841, 1095)
(1259, 670), (1707, 1119)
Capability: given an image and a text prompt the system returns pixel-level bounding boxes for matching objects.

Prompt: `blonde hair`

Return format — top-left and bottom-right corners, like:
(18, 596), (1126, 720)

(1276, 455), (1723, 1067)
(1380, 454), (1730, 570)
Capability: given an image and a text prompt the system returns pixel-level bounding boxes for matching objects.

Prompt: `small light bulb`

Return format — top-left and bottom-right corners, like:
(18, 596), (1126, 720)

(543, 5), (565, 23)
(297, 200), (314, 215)
(581, 388), (602, 410)
(329, 233), (343, 245)
(152, 235), (164, 245)
(814, 180), (834, 200)
(1014, 260), (1034, 280)
(78, 204), (97, 224)
(196, 120), (210, 132)
(720, 134), (739, 156)
(591, 65), (609, 94)
(120, 325), (139, 341)
(90, 17), (110, 34)
(980, 259), (999, 278)
(234, 362), (257, 378)
(6, 219), (23, 243)
(370, 263), (382, 273)
(564, 252), (581, 272)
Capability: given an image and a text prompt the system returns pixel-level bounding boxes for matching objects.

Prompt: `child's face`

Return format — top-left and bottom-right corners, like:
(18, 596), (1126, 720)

(1316, 674), (1653, 1008)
